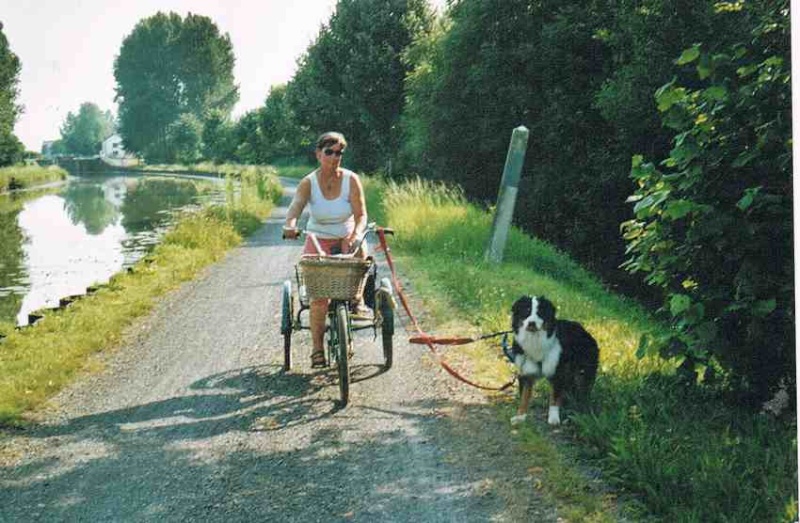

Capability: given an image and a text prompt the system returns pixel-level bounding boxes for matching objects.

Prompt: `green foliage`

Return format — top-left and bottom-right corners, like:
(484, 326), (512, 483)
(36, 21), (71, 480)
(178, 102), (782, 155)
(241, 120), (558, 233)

(230, 85), (306, 165)
(377, 175), (796, 522)
(0, 164), (67, 192)
(285, 0), (434, 172)
(621, 0), (792, 401)
(167, 113), (203, 164)
(256, 85), (306, 163)
(0, 22), (23, 166)
(202, 109), (236, 163)
(114, 12), (238, 163)
(59, 102), (115, 155)
(399, 0), (750, 293)
(573, 373), (797, 522)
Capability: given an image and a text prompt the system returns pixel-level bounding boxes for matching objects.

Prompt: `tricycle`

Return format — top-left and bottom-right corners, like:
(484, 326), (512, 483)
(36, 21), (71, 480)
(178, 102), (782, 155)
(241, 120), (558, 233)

(280, 223), (396, 406)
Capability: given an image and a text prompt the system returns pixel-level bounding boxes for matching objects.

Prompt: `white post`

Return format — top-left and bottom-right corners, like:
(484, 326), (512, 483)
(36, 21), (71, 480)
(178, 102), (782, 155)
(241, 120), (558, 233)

(485, 126), (529, 264)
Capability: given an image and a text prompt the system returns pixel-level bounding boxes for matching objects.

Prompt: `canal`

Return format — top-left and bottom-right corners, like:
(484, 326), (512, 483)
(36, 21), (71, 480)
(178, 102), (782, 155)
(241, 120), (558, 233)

(0, 173), (226, 327)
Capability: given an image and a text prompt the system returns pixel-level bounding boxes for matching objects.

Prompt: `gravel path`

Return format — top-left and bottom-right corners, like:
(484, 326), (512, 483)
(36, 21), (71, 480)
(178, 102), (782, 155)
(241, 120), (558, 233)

(0, 179), (558, 522)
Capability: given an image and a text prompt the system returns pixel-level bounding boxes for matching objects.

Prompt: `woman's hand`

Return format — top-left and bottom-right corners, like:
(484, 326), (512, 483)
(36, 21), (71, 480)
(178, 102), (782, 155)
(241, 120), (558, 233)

(342, 233), (358, 253)
(282, 226), (300, 240)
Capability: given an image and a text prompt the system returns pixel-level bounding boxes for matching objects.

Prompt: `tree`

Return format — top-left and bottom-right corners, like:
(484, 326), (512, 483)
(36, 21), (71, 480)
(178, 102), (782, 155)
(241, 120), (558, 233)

(258, 84), (305, 162)
(621, 1), (792, 402)
(114, 12), (238, 163)
(167, 113), (203, 164)
(202, 109), (235, 162)
(59, 102), (115, 155)
(0, 21), (24, 166)
(286, 0), (434, 172)
(231, 109), (266, 164)
(400, 0), (749, 292)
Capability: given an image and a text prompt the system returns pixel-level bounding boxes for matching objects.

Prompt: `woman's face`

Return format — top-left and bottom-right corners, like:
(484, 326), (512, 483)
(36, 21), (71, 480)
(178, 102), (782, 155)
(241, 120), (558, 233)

(316, 143), (345, 168)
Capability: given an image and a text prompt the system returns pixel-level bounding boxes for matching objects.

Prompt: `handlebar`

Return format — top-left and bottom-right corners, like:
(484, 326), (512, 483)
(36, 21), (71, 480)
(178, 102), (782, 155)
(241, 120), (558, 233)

(281, 222), (394, 241)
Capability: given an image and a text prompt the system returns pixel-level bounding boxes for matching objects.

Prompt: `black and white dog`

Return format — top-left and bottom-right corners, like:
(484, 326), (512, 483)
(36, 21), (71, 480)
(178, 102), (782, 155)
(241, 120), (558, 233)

(508, 296), (599, 426)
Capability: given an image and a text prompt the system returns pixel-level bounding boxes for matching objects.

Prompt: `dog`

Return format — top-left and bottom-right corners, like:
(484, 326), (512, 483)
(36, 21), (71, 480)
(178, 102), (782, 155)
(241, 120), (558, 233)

(508, 296), (599, 426)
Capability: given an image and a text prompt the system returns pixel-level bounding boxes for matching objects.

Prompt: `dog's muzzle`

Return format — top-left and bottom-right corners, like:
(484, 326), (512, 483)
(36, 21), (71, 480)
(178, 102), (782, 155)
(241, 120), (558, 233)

(525, 322), (538, 332)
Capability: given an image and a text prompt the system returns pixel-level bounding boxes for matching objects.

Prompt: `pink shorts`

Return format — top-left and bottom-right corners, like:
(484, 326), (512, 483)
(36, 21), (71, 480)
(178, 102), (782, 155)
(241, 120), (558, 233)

(302, 236), (369, 257)
(303, 236), (346, 255)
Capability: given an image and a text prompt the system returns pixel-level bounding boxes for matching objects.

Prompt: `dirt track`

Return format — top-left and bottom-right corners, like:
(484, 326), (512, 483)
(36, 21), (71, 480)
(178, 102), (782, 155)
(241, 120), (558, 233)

(0, 179), (557, 522)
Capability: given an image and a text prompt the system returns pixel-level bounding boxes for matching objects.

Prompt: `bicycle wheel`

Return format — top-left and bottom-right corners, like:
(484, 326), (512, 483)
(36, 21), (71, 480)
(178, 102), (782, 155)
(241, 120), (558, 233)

(335, 303), (351, 405)
(377, 278), (394, 370)
(280, 280), (293, 371)
(363, 263), (376, 310)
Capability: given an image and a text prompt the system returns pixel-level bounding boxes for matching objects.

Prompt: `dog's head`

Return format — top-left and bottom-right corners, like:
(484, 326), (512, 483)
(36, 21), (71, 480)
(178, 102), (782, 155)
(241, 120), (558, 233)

(511, 296), (556, 338)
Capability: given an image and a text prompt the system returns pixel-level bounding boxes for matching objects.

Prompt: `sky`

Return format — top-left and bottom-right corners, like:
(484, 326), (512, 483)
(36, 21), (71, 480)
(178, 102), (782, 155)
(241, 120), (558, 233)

(2, 0), (446, 152)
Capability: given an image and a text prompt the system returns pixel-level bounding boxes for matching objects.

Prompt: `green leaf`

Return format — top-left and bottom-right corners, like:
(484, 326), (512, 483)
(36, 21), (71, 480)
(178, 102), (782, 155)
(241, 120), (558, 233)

(732, 149), (759, 168)
(635, 334), (650, 359)
(737, 64), (759, 78)
(752, 299), (776, 317)
(663, 199), (696, 219)
(670, 294), (692, 316)
(703, 86), (728, 102)
(696, 53), (713, 79)
(736, 186), (762, 211)
(669, 140), (700, 165)
(676, 45), (701, 65)
(655, 83), (687, 112)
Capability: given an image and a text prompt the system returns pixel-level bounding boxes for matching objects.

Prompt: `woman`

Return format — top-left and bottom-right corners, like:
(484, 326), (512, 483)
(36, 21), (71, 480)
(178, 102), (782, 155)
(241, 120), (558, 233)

(283, 132), (368, 368)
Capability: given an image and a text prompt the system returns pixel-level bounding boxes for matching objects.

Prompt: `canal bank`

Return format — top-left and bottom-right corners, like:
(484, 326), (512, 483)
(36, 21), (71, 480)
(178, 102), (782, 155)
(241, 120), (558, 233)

(0, 173), (230, 328)
(0, 165), (68, 194)
(0, 168), (282, 423)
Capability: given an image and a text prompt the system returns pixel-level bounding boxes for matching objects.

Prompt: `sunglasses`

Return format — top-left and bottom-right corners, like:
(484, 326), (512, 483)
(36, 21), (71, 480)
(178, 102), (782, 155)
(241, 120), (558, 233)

(323, 148), (344, 157)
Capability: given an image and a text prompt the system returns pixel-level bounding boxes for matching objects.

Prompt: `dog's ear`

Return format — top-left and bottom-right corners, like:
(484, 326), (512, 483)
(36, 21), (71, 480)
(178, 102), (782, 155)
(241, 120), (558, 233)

(511, 296), (531, 331)
(537, 296), (557, 336)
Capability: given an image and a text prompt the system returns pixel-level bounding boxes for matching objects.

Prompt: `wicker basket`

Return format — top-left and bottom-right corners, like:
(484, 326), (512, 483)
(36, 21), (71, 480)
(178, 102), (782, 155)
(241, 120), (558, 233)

(299, 256), (373, 300)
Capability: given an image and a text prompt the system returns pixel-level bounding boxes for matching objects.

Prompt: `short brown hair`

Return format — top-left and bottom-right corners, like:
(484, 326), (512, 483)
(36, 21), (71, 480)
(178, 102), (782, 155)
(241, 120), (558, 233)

(316, 131), (347, 150)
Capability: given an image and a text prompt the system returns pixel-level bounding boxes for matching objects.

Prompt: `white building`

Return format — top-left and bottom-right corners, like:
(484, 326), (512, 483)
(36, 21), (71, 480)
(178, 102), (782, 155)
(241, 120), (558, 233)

(100, 134), (139, 167)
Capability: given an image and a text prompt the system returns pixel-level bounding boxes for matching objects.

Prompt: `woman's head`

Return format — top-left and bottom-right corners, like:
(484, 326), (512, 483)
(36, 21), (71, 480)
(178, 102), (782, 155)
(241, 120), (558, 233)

(316, 132), (347, 151)
(315, 132), (347, 168)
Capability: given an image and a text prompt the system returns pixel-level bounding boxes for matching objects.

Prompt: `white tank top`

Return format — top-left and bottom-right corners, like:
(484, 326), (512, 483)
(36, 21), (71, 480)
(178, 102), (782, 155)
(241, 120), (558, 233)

(306, 169), (356, 239)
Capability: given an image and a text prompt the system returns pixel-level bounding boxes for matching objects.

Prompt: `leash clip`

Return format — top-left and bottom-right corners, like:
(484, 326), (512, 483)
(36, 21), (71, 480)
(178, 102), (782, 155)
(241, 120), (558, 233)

(501, 333), (515, 363)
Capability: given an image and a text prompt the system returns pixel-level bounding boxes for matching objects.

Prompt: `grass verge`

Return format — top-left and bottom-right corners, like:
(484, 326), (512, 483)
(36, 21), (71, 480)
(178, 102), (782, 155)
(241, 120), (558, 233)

(363, 176), (798, 522)
(0, 167), (282, 424)
(0, 165), (68, 193)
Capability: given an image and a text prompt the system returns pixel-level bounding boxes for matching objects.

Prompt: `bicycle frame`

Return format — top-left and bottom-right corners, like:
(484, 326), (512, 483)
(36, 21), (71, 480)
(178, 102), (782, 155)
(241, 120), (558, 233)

(280, 223), (397, 404)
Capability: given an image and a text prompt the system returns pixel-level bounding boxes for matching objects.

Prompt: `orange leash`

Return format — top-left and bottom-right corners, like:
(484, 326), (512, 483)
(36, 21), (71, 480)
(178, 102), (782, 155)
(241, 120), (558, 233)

(377, 228), (516, 392)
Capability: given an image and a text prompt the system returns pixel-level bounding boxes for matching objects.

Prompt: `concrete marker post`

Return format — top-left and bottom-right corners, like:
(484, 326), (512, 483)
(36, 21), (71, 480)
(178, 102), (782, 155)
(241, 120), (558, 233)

(484, 126), (529, 264)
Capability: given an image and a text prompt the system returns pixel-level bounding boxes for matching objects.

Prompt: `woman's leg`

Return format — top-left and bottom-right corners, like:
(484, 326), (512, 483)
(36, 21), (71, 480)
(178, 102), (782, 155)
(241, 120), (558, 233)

(310, 298), (329, 356)
(355, 241), (370, 310)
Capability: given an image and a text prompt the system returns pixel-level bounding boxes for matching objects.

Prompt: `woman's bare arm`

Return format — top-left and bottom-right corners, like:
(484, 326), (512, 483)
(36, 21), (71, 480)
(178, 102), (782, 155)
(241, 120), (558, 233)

(346, 173), (367, 250)
(283, 177), (311, 236)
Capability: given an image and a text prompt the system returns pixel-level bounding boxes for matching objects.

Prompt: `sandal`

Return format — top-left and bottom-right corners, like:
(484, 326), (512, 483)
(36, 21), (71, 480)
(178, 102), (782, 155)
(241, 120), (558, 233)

(350, 302), (372, 320)
(311, 350), (327, 368)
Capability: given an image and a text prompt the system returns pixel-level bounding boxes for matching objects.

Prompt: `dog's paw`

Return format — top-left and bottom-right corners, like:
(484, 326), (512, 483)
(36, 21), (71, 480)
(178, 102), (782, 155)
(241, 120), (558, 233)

(547, 406), (561, 425)
(510, 414), (528, 426)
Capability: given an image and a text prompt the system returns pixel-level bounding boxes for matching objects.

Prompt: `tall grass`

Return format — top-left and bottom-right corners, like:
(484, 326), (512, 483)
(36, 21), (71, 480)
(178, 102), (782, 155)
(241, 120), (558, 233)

(0, 168), (281, 424)
(0, 165), (68, 192)
(371, 176), (798, 522)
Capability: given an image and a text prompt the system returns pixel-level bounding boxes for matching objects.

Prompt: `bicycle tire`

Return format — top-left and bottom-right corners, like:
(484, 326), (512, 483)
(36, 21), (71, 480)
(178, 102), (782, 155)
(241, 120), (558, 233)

(376, 278), (395, 370)
(281, 280), (293, 371)
(380, 300), (394, 370)
(335, 303), (351, 406)
(363, 264), (376, 310)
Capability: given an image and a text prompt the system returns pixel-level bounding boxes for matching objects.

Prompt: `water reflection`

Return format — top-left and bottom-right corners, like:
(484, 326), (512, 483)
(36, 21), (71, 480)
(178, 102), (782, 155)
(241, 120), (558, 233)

(121, 178), (198, 232)
(0, 174), (222, 326)
(62, 183), (120, 234)
(0, 194), (27, 326)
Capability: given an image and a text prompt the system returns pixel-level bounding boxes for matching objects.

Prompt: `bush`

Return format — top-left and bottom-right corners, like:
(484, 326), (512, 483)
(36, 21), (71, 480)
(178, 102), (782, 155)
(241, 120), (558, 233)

(621, 1), (792, 402)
